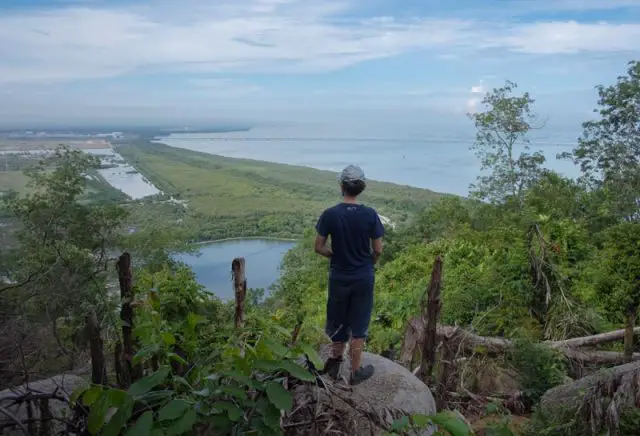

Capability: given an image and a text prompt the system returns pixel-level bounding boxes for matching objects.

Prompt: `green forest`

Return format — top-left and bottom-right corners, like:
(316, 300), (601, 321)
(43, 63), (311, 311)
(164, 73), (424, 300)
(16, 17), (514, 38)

(0, 61), (638, 435)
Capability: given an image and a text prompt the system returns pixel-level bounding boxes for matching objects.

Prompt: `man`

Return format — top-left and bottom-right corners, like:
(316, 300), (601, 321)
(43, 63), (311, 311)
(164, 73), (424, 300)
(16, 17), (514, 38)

(314, 164), (384, 385)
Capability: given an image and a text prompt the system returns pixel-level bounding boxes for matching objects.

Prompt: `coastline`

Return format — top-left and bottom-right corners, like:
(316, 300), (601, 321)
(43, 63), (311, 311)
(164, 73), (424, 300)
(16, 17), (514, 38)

(192, 236), (300, 245)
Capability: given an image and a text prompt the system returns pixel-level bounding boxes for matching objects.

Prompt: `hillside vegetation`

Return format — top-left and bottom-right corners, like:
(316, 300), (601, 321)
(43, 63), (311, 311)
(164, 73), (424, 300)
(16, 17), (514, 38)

(117, 139), (446, 241)
(0, 61), (638, 436)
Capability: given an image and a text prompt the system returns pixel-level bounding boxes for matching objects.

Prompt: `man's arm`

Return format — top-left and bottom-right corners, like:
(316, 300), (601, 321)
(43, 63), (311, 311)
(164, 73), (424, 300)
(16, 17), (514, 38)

(371, 210), (385, 265)
(371, 237), (383, 264)
(315, 235), (333, 258)
(315, 210), (332, 258)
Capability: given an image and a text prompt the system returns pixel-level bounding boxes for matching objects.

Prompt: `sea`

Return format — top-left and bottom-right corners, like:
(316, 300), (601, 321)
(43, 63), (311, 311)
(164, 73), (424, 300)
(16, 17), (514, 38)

(158, 122), (582, 197)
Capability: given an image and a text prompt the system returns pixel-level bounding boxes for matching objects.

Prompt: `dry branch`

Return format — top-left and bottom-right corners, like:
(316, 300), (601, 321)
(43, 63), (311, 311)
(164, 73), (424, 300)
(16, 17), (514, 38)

(419, 256), (443, 384)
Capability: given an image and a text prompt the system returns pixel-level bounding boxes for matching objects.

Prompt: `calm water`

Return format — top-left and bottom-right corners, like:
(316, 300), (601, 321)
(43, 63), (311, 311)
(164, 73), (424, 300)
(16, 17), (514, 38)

(159, 124), (581, 196)
(86, 148), (161, 199)
(175, 239), (296, 300)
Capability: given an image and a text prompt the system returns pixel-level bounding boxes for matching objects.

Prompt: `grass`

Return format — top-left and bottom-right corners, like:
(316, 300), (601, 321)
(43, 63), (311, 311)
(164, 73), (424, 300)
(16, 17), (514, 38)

(0, 171), (32, 195)
(116, 139), (449, 241)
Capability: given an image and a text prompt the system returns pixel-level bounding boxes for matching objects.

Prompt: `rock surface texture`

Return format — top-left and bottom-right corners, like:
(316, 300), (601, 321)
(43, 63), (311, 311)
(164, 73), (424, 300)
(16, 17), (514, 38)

(0, 374), (87, 435)
(285, 348), (437, 435)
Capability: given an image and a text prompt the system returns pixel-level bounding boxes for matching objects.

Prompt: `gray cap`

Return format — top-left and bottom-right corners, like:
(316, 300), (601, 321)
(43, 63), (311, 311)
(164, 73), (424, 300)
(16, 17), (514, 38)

(338, 164), (366, 183)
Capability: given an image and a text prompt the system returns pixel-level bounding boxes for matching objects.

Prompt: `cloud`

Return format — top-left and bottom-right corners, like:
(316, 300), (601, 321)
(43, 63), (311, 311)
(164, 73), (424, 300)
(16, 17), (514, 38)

(494, 21), (640, 54)
(0, 2), (474, 84)
(1, 1), (639, 85)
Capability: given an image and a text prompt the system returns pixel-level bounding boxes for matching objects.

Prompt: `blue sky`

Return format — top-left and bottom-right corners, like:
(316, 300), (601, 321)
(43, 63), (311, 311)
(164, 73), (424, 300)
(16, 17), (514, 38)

(0, 0), (639, 131)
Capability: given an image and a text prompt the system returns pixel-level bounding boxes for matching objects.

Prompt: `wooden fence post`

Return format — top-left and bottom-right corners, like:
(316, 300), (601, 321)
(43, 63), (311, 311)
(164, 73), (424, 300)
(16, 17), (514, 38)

(418, 256), (443, 386)
(232, 258), (247, 330)
(86, 311), (107, 385)
(116, 252), (142, 387)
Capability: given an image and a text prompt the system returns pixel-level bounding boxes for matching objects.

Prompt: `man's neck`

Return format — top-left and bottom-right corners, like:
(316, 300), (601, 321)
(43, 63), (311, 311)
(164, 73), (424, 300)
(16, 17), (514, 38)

(342, 195), (358, 204)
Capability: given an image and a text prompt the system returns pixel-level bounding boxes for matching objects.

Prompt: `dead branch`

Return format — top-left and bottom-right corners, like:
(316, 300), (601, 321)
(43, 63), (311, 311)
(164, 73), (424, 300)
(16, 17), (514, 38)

(419, 256), (443, 385)
(0, 405), (30, 435)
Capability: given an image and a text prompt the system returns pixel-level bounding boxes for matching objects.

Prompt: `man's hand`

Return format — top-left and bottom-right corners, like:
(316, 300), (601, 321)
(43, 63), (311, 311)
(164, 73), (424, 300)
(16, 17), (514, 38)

(315, 235), (333, 258)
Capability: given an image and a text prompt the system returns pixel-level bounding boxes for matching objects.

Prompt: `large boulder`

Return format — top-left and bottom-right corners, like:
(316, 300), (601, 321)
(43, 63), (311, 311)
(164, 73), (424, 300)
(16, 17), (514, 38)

(0, 374), (87, 435)
(286, 349), (437, 435)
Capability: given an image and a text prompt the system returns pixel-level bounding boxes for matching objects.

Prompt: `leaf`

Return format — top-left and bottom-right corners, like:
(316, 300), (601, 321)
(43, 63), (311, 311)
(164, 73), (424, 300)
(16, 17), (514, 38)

(486, 402), (499, 415)
(391, 415), (410, 431)
(81, 385), (102, 406)
(87, 393), (111, 434)
(162, 332), (176, 346)
(158, 399), (191, 421)
(280, 360), (315, 382)
(102, 396), (134, 436)
(133, 344), (160, 365)
(262, 338), (289, 357)
(222, 385), (247, 401)
(212, 401), (244, 422)
(166, 408), (197, 436)
(125, 411), (154, 436)
(301, 344), (323, 370)
(430, 412), (471, 436)
(70, 384), (89, 405)
(265, 381), (293, 412)
(128, 367), (170, 397)
(107, 389), (128, 407)
(167, 352), (188, 365)
(411, 414), (431, 427)
(254, 359), (280, 372)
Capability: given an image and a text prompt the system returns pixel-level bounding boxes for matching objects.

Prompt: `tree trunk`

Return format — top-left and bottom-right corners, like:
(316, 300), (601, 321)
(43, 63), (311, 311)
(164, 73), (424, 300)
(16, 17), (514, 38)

(624, 303), (637, 363)
(86, 311), (107, 385)
(232, 257), (247, 330)
(116, 252), (141, 387)
(418, 256), (443, 385)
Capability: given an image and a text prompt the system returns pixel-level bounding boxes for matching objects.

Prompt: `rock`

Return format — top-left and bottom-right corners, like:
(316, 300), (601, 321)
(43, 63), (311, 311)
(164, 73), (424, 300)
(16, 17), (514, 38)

(286, 348), (437, 435)
(0, 374), (88, 435)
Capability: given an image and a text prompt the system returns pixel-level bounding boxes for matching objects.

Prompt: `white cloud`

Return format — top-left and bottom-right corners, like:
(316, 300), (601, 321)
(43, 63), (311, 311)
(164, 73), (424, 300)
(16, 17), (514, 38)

(1, 1), (638, 85)
(493, 21), (640, 54)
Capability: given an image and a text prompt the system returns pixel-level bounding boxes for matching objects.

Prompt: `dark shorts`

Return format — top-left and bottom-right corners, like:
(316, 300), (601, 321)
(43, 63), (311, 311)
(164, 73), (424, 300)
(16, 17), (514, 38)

(325, 275), (374, 343)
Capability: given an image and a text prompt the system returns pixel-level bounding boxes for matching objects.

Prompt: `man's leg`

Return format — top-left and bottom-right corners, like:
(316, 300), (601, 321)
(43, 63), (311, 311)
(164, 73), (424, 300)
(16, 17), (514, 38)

(322, 278), (350, 379)
(348, 274), (375, 385)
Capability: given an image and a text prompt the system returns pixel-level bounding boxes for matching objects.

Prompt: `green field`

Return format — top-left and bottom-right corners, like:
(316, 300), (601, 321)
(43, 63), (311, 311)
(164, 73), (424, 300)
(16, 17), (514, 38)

(0, 171), (32, 195)
(117, 140), (448, 240)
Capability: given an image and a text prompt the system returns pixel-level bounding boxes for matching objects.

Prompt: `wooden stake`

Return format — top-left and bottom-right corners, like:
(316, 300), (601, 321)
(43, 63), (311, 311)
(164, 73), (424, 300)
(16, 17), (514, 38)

(232, 257), (247, 329)
(116, 252), (142, 387)
(86, 311), (107, 385)
(418, 256), (443, 386)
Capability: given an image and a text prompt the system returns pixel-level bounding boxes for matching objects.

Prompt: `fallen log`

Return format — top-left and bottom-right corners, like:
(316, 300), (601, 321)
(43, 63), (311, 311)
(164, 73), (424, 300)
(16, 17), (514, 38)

(437, 325), (640, 364)
(539, 360), (640, 435)
(400, 325), (640, 366)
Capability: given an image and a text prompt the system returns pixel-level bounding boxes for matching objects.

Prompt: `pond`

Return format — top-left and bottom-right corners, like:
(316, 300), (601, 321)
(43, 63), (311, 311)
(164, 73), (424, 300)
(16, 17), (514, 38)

(175, 239), (297, 300)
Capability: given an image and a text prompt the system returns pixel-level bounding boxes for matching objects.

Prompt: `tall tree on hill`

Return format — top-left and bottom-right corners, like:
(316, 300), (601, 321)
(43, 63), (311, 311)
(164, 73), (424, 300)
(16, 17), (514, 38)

(566, 60), (640, 223)
(468, 81), (546, 207)
(0, 146), (127, 382)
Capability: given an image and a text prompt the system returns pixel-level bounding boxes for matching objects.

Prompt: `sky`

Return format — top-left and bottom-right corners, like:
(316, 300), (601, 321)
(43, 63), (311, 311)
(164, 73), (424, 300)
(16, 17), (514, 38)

(0, 0), (639, 132)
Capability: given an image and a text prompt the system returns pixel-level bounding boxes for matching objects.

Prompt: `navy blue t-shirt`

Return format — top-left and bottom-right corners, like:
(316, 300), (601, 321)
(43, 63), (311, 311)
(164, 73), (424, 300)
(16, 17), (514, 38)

(316, 203), (385, 280)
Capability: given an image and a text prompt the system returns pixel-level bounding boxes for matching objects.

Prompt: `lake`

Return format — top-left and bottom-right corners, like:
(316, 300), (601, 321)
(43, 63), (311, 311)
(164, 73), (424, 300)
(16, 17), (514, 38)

(175, 239), (297, 300)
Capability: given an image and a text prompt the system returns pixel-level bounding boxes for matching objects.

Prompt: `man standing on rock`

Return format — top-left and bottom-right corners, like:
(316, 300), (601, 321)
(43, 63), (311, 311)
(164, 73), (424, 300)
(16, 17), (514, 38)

(314, 164), (384, 385)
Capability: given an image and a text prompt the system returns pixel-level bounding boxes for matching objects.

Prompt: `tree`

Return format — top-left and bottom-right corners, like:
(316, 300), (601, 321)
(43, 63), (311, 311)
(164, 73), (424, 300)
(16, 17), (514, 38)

(0, 146), (127, 381)
(587, 223), (640, 362)
(468, 81), (546, 205)
(567, 60), (640, 222)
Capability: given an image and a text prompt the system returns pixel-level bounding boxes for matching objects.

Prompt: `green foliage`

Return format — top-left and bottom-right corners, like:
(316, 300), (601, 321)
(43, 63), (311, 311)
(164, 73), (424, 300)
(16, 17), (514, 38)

(566, 60), (640, 222)
(386, 411), (472, 435)
(467, 81), (546, 205)
(116, 140), (443, 242)
(576, 222), (640, 323)
(508, 338), (567, 405)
